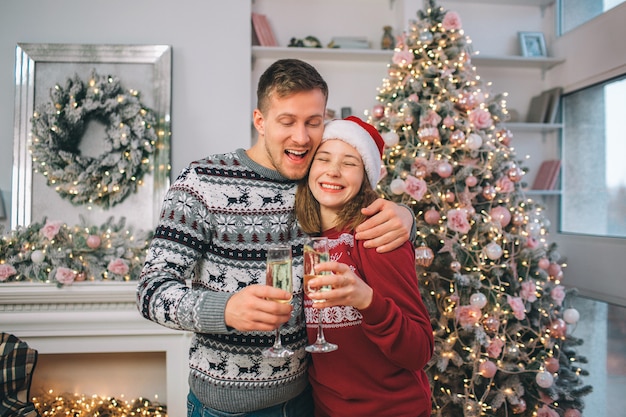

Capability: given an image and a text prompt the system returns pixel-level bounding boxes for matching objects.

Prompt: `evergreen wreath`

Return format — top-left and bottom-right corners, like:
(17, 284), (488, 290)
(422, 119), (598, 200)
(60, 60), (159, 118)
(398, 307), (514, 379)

(30, 69), (158, 208)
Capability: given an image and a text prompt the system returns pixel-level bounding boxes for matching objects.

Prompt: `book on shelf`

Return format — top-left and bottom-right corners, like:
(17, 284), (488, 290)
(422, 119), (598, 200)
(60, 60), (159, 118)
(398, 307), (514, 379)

(525, 87), (563, 124)
(251, 13), (277, 47)
(526, 92), (550, 123)
(329, 36), (370, 49)
(543, 87), (563, 124)
(531, 159), (561, 190)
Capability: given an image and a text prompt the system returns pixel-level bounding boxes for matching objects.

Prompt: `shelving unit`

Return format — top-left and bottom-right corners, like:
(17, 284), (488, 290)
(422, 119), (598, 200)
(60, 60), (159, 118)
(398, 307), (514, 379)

(252, 46), (564, 72)
(251, 0), (564, 198)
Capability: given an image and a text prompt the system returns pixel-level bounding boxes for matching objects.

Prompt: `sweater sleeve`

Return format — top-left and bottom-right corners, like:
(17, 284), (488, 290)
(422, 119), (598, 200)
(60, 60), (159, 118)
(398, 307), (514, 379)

(136, 166), (232, 334)
(353, 240), (434, 370)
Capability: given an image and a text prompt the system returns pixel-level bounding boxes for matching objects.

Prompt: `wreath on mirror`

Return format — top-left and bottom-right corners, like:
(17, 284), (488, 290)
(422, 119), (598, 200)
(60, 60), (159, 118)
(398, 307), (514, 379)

(30, 69), (158, 209)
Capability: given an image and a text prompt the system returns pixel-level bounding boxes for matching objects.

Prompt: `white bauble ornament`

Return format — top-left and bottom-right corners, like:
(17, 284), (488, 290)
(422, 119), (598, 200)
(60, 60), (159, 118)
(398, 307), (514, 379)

(31, 250), (45, 264)
(484, 242), (503, 260)
(470, 292), (487, 309)
(563, 308), (580, 324)
(528, 222), (542, 237)
(390, 178), (406, 195)
(466, 133), (483, 150)
(536, 371), (554, 388)
(382, 131), (400, 147)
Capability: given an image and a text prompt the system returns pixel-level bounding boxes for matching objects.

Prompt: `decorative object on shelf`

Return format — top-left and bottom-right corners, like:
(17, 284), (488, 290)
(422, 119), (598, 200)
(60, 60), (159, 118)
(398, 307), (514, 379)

(368, 0), (590, 415)
(543, 87), (564, 123)
(0, 190), (5, 220)
(33, 390), (166, 417)
(327, 36), (370, 49)
(288, 36), (322, 48)
(531, 159), (562, 190)
(0, 216), (151, 287)
(381, 25), (395, 50)
(519, 31), (547, 57)
(30, 69), (157, 209)
(251, 12), (278, 46)
(12, 44), (172, 231)
(526, 87), (563, 123)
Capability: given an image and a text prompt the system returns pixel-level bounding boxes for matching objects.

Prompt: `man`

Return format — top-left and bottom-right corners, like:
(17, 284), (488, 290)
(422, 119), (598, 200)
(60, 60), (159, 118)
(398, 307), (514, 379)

(137, 59), (414, 417)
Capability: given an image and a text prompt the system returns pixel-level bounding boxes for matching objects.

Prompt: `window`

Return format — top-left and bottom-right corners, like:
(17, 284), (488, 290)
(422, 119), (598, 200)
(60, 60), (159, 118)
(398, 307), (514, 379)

(559, 0), (625, 34)
(560, 76), (626, 238)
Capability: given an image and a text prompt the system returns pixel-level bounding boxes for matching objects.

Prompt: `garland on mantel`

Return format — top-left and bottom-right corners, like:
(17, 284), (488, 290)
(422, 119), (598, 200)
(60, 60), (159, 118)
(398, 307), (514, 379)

(30, 69), (158, 208)
(0, 217), (152, 287)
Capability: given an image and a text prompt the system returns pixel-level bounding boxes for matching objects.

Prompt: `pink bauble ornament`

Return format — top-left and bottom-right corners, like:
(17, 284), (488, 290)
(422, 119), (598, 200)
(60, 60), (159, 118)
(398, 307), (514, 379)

(470, 292), (487, 309)
(87, 235), (101, 249)
(548, 263), (562, 278)
(538, 257), (550, 270)
(450, 261), (461, 272)
(424, 208), (441, 225)
(482, 185), (497, 200)
(465, 175), (478, 187)
(536, 371), (554, 388)
(545, 357), (560, 373)
(507, 166), (523, 182)
(445, 191), (456, 203)
(483, 315), (500, 333)
(75, 272), (87, 282)
(512, 211), (525, 226)
(372, 104), (385, 119)
(563, 308), (580, 324)
(497, 129), (513, 146)
(564, 409), (582, 417)
(549, 318), (567, 339)
(449, 130), (466, 146)
(415, 244), (435, 267)
(418, 127), (440, 145)
(511, 398), (526, 414)
(436, 161), (453, 178)
(479, 361), (497, 378)
(490, 206), (512, 227)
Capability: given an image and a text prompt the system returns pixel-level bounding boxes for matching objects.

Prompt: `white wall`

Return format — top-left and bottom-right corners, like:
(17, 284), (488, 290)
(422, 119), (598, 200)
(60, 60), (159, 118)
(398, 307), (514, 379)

(0, 0), (252, 232)
(549, 3), (626, 307)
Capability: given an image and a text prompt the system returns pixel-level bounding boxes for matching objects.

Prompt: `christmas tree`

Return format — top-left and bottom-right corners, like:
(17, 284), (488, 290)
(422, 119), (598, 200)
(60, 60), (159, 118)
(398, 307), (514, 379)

(367, 1), (592, 416)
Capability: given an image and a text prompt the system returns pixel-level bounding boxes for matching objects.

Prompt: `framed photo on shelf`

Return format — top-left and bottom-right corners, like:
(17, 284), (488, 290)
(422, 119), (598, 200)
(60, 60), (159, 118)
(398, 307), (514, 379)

(12, 43), (172, 231)
(519, 31), (547, 57)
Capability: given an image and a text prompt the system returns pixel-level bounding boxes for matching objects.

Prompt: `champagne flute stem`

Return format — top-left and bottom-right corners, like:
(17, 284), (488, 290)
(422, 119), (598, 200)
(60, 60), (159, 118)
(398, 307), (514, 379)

(316, 308), (327, 344)
(273, 327), (282, 349)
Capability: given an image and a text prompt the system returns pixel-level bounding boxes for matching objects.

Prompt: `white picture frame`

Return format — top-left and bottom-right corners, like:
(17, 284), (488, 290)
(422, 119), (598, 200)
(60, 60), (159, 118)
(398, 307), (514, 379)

(518, 31), (547, 57)
(11, 43), (172, 231)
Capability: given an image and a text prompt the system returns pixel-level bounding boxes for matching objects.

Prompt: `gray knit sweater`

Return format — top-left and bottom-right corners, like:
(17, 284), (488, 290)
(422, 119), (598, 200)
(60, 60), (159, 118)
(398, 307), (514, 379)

(137, 149), (308, 412)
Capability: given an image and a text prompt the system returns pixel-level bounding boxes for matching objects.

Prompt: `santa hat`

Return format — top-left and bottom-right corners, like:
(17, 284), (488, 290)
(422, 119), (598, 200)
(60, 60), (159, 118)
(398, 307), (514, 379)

(322, 116), (385, 188)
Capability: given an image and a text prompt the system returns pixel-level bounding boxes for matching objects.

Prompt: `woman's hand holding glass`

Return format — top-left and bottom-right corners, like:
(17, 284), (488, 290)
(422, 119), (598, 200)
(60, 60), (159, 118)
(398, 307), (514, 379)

(307, 261), (373, 311)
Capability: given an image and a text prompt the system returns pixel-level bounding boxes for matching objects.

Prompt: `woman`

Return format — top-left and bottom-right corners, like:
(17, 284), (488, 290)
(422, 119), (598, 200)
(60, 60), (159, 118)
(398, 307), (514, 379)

(295, 116), (434, 417)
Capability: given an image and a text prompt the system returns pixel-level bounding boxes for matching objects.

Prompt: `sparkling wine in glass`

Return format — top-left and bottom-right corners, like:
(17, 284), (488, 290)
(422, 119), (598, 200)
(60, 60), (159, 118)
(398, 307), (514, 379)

(304, 237), (338, 353)
(262, 245), (294, 358)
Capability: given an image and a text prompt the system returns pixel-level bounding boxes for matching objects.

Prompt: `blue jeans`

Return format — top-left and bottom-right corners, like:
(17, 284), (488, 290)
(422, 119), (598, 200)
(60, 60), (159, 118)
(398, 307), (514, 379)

(186, 386), (313, 417)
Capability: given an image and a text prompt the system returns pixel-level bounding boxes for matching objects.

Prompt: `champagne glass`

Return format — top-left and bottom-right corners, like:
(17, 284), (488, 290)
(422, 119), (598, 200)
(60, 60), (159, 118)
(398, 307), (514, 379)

(262, 245), (294, 358)
(304, 237), (338, 353)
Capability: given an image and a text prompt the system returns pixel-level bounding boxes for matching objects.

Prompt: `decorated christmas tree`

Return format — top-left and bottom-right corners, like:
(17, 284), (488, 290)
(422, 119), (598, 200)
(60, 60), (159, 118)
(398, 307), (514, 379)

(367, 1), (592, 416)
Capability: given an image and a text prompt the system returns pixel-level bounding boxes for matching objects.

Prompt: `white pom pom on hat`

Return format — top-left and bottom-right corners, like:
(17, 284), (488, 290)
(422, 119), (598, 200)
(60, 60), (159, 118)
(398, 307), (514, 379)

(321, 116), (385, 188)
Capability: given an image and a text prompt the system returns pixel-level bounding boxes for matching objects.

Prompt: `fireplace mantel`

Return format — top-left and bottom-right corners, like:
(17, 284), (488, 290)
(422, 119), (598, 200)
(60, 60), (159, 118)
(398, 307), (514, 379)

(1, 282), (190, 416)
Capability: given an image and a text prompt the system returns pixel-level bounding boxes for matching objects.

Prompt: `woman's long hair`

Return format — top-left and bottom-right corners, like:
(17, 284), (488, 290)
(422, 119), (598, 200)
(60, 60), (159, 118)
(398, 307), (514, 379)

(295, 174), (379, 235)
